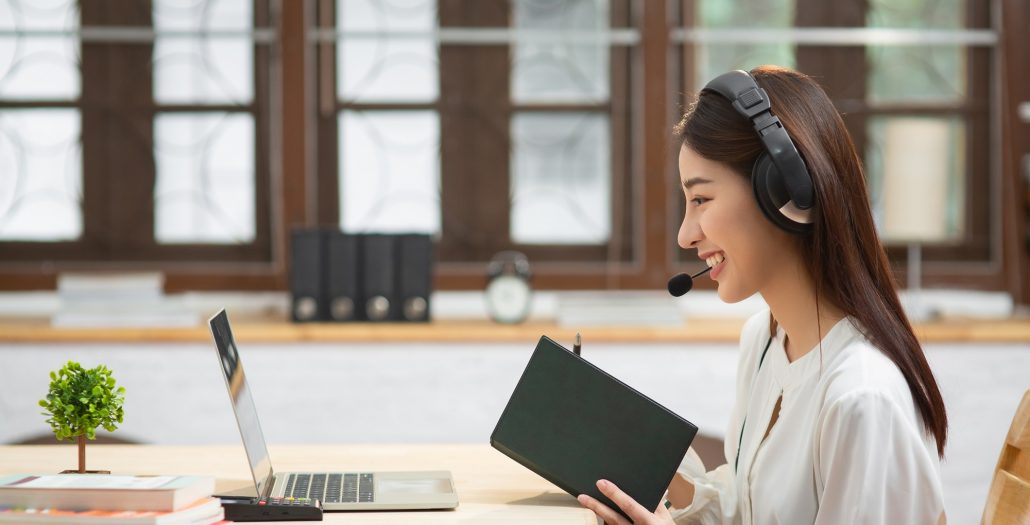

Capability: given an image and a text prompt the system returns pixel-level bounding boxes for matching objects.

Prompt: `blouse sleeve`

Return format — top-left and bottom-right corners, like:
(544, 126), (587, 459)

(813, 389), (944, 524)
(668, 310), (771, 525)
(668, 449), (739, 525)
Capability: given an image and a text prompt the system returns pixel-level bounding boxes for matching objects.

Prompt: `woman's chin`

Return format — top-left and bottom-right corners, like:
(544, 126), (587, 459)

(716, 280), (751, 304)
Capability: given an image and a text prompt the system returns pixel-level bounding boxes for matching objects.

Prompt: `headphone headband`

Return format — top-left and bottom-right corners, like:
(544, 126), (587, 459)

(701, 70), (816, 231)
(704, 70), (773, 120)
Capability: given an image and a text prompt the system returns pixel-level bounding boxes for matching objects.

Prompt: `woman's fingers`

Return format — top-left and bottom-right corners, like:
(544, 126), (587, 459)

(656, 498), (674, 518)
(595, 479), (653, 523)
(577, 479), (670, 525)
(577, 494), (632, 525)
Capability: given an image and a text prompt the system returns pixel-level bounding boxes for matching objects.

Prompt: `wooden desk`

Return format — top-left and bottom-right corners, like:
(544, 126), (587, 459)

(0, 444), (596, 524)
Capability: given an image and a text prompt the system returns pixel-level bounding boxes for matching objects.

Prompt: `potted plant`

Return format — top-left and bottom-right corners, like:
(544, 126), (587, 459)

(38, 361), (126, 474)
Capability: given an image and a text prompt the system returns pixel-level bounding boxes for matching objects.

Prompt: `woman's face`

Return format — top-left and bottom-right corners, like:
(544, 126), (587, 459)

(677, 144), (794, 303)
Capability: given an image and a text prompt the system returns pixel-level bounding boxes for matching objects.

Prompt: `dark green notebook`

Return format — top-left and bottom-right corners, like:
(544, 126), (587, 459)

(490, 336), (698, 520)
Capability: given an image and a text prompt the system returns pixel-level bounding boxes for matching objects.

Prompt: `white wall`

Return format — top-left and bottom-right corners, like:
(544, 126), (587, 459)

(1, 340), (1027, 524)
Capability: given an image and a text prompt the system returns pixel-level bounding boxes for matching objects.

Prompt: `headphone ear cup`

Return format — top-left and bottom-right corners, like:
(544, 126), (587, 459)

(752, 154), (812, 235)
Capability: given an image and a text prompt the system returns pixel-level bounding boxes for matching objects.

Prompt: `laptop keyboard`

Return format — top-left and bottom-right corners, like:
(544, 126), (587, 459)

(284, 473), (375, 504)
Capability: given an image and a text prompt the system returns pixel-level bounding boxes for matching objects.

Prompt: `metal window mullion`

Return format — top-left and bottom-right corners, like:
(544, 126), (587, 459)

(671, 27), (998, 47)
(0, 27), (277, 44)
(311, 28), (640, 46)
(512, 104), (611, 112)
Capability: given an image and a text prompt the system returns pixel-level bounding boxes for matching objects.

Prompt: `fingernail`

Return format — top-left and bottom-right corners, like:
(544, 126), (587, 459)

(597, 479), (608, 489)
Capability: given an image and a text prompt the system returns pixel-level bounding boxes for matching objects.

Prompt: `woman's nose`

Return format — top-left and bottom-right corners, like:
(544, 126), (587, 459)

(678, 213), (702, 250)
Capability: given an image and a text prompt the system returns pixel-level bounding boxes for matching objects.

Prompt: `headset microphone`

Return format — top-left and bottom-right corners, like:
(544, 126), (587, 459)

(667, 266), (713, 297)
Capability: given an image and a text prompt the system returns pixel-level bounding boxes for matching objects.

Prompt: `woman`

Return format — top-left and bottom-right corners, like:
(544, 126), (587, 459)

(577, 66), (947, 524)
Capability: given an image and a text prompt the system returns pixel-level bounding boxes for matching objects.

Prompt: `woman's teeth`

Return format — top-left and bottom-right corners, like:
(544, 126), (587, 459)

(706, 253), (725, 268)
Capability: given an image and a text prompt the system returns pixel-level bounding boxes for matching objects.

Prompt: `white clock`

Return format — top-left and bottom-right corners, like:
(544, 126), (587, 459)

(485, 251), (532, 324)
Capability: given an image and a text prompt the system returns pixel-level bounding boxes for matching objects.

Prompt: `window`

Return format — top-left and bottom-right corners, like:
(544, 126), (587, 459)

(152, 0), (262, 245)
(317, 0), (636, 289)
(0, 0), (273, 269)
(1, 1), (1024, 296)
(0, 1), (81, 242)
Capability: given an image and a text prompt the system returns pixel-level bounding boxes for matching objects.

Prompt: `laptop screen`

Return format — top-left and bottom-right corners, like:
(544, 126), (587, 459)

(209, 309), (274, 497)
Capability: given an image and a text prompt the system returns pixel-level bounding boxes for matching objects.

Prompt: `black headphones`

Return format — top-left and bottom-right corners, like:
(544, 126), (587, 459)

(702, 70), (815, 235)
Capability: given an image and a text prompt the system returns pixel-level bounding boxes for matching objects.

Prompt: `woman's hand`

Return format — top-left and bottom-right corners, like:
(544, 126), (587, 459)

(577, 479), (676, 525)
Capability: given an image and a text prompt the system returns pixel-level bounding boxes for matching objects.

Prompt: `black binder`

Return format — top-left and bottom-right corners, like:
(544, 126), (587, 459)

(289, 229), (325, 322)
(491, 336), (698, 520)
(361, 234), (397, 321)
(325, 232), (363, 322)
(396, 234), (433, 322)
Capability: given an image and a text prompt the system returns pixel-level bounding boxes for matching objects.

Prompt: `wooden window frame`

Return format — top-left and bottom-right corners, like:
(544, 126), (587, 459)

(2, 0), (1025, 298)
(315, 0), (669, 290)
(0, 0), (278, 290)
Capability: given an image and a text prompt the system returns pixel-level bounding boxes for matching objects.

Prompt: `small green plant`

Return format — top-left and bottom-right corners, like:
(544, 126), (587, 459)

(39, 361), (125, 473)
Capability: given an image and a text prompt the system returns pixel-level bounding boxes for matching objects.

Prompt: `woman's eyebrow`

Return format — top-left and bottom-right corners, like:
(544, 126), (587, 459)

(682, 177), (713, 190)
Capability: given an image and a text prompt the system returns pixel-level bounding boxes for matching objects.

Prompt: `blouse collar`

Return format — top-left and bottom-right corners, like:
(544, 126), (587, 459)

(767, 315), (861, 391)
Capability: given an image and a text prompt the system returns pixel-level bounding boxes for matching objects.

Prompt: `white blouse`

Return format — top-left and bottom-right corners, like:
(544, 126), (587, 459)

(671, 309), (944, 524)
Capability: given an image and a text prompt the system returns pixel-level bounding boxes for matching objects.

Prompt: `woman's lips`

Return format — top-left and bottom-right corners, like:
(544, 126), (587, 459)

(710, 256), (726, 280)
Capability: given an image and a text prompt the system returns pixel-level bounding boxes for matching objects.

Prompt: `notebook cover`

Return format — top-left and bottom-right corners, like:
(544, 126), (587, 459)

(490, 336), (698, 520)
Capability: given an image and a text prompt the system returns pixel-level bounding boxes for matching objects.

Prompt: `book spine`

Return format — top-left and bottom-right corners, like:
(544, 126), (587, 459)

(0, 492), (174, 513)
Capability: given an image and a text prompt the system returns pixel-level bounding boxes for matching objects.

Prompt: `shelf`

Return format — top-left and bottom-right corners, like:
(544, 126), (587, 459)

(0, 316), (1028, 343)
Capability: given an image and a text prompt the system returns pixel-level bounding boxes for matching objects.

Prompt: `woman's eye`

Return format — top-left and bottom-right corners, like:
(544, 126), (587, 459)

(690, 196), (709, 206)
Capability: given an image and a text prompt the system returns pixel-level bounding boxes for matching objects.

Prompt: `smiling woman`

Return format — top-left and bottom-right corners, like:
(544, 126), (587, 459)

(578, 66), (948, 525)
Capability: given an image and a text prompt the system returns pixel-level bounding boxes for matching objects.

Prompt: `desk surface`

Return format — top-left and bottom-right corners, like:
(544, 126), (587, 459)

(0, 444), (596, 524)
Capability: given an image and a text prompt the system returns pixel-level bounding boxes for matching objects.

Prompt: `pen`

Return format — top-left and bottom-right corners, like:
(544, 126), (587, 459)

(573, 333), (581, 356)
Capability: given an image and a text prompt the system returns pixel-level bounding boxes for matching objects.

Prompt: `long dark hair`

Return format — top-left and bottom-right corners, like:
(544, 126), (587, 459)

(676, 65), (947, 457)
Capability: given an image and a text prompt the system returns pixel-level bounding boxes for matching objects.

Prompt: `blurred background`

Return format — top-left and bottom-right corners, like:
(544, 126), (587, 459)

(0, 1), (1028, 522)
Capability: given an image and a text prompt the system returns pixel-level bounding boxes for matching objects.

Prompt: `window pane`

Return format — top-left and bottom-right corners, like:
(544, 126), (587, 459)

(337, 0), (438, 103)
(0, 109), (82, 241)
(511, 0), (609, 104)
(154, 113), (255, 244)
(0, 0), (80, 100)
(510, 113), (610, 245)
(339, 110), (440, 234)
(867, 0), (964, 29)
(153, 0), (253, 104)
(866, 116), (965, 243)
(866, 0), (966, 104)
(693, 0), (795, 87)
(867, 45), (964, 104)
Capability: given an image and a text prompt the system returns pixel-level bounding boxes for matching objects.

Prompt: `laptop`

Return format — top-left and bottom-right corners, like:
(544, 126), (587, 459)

(208, 309), (459, 511)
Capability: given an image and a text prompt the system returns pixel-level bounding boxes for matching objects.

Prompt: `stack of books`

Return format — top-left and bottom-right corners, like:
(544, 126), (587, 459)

(52, 272), (198, 328)
(0, 474), (226, 524)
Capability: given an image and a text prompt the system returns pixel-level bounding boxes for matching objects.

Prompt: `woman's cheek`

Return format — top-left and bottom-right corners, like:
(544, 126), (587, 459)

(698, 206), (722, 241)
